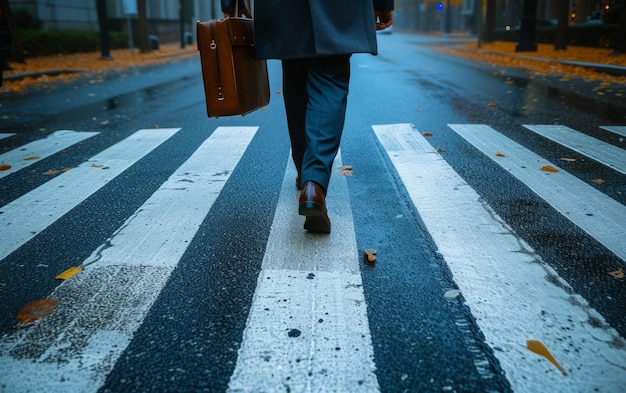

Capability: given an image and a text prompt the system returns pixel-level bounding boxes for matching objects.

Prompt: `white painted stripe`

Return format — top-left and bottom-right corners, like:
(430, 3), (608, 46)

(0, 126), (258, 392)
(0, 133), (16, 141)
(523, 124), (626, 174)
(600, 125), (626, 138)
(0, 128), (179, 261)
(228, 152), (379, 392)
(451, 124), (626, 263)
(374, 123), (626, 393)
(0, 130), (99, 179)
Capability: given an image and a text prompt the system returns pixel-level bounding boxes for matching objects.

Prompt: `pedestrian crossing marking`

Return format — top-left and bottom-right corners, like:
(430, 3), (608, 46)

(228, 151), (379, 392)
(0, 126), (258, 392)
(0, 128), (180, 261)
(450, 124), (626, 263)
(0, 133), (16, 141)
(600, 125), (626, 138)
(374, 123), (626, 393)
(523, 124), (626, 175)
(0, 130), (99, 179)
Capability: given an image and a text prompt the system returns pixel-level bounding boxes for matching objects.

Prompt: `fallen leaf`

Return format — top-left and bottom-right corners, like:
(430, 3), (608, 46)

(23, 156), (40, 161)
(55, 266), (84, 281)
(495, 152), (506, 157)
(100, 120), (109, 125)
(0, 163), (11, 171)
(527, 340), (567, 375)
(2, 115), (10, 119)
(363, 249), (377, 265)
(43, 167), (73, 175)
(609, 268), (624, 279)
(505, 79), (514, 84)
(444, 289), (461, 298)
(487, 103), (497, 107)
(91, 164), (104, 168)
(541, 165), (559, 173)
(592, 178), (605, 184)
(559, 157), (576, 162)
(16, 298), (59, 324)
(436, 147), (446, 152)
(275, 90), (281, 94)
(423, 132), (433, 137)
(338, 165), (353, 176)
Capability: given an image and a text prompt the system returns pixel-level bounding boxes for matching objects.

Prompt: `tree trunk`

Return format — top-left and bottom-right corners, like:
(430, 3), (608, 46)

(516, 0), (538, 52)
(554, 0), (569, 50)
(483, 0), (497, 43)
(137, 0), (150, 53)
(614, 0), (626, 54)
(96, 0), (111, 59)
(0, 0), (25, 63)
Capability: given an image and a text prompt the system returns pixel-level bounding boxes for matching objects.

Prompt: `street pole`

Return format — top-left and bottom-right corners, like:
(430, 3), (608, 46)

(445, 0), (452, 34)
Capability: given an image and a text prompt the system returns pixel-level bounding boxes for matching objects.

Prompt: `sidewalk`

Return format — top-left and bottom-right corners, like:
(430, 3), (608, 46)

(1, 37), (626, 95)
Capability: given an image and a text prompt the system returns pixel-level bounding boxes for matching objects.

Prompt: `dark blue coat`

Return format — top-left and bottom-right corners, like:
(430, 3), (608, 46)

(221, 0), (394, 59)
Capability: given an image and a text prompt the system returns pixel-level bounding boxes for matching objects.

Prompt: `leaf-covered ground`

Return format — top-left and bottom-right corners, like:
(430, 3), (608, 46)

(1, 43), (198, 94)
(434, 41), (626, 88)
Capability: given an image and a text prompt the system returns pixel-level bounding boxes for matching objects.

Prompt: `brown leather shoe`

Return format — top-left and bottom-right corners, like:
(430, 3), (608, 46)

(298, 181), (331, 233)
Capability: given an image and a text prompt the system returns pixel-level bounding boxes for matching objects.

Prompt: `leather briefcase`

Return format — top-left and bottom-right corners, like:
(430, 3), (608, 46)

(197, 15), (270, 118)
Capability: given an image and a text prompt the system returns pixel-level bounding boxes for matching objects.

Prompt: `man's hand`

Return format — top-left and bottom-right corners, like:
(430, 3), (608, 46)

(375, 10), (393, 31)
(224, 3), (252, 18)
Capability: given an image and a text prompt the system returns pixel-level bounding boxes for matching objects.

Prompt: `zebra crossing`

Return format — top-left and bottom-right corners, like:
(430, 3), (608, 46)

(0, 123), (625, 392)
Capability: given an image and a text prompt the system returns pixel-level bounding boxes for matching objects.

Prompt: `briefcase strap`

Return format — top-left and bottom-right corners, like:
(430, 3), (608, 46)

(209, 22), (225, 101)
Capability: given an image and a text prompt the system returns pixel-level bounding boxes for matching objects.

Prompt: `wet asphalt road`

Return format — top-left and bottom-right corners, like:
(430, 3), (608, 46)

(1, 33), (625, 392)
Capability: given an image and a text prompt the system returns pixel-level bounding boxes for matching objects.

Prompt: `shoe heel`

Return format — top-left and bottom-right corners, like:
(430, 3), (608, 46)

(299, 201), (322, 216)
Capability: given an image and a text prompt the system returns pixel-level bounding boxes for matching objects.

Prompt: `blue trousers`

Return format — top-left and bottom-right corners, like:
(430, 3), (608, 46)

(282, 55), (351, 193)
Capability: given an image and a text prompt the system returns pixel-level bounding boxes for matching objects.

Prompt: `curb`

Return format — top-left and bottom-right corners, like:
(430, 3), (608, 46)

(4, 69), (86, 82)
(479, 49), (626, 77)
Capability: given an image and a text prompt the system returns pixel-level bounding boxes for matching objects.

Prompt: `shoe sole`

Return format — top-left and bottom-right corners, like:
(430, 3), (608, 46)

(304, 215), (331, 233)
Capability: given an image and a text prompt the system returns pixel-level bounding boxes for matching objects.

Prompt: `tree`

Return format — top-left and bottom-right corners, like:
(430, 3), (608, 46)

(516, 0), (538, 52)
(554, 0), (570, 50)
(0, 0), (25, 63)
(137, 0), (150, 53)
(483, 0), (497, 43)
(614, 1), (626, 54)
(96, 0), (111, 59)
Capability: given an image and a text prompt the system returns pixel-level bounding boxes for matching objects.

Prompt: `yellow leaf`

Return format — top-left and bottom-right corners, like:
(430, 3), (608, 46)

(91, 164), (104, 168)
(609, 268), (624, 279)
(423, 132), (433, 137)
(495, 152), (506, 157)
(363, 249), (377, 265)
(527, 340), (567, 375)
(0, 163), (11, 171)
(592, 178), (605, 185)
(487, 103), (497, 107)
(16, 298), (59, 324)
(338, 165), (353, 176)
(55, 266), (84, 281)
(43, 167), (73, 175)
(23, 156), (40, 161)
(541, 165), (559, 173)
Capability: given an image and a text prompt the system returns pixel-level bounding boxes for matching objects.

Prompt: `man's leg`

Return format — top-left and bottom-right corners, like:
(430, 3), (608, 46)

(281, 59), (309, 183)
(300, 55), (351, 193)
